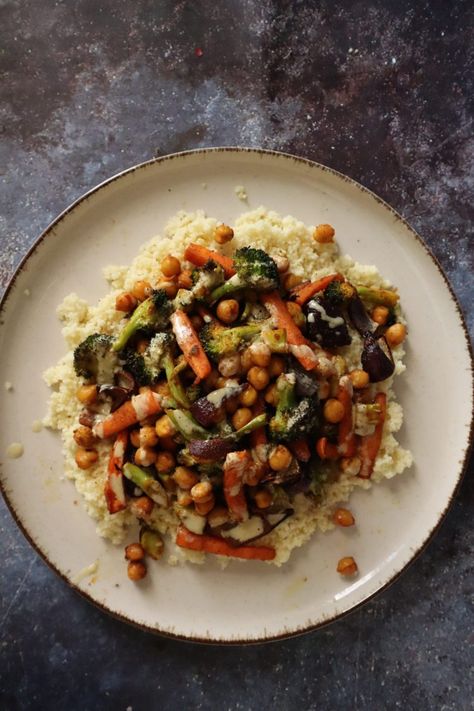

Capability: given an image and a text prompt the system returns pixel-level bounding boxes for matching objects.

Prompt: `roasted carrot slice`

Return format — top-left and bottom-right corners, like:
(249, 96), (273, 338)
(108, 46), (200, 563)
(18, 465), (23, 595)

(170, 309), (212, 381)
(337, 378), (357, 458)
(176, 526), (276, 561)
(184, 243), (236, 277)
(358, 393), (387, 479)
(291, 273), (344, 305)
(93, 390), (162, 439)
(260, 291), (318, 371)
(223, 451), (251, 521)
(104, 431), (128, 513)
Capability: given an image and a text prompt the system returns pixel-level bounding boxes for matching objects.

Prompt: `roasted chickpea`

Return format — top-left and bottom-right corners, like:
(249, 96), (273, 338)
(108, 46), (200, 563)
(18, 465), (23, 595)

(269, 444), (293, 471)
(231, 407), (253, 430)
(268, 356), (286, 379)
(336, 556), (358, 576)
(177, 490), (193, 507)
(139, 426), (159, 448)
(115, 292), (137, 312)
(218, 354), (241, 377)
(155, 451), (175, 474)
(239, 384), (257, 407)
(240, 348), (254, 372)
(216, 299), (240, 324)
(173, 466), (199, 490)
(134, 447), (157, 467)
(254, 489), (273, 509)
(371, 305), (389, 325)
(333, 508), (355, 527)
(152, 381), (171, 398)
(132, 280), (153, 301)
(283, 272), (303, 291)
(190, 480), (213, 503)
(195, 498), (215, 516)
(127, 560), (147, 581)
(349, 369), (370, 389)
(75, 448), (98, 470)
(313, 224), (335, 244)
(130, 496), (154, 518)
(214, 224), (234, 244)
(264, 383), (278, 407)
(125, 543), (145, 561)
(73, 426), (96, 449)
(177, 269), (193, 289)
(385, 323), (407, 347)
(161, 255), (181, 278)
(247, 366), (270, 391)
(155, 414), (176, 438)
(76, 384), (98, 405)
(324, 398), (345, 423)
(249, 341), (271, 367)
(159, 281), (178, 298)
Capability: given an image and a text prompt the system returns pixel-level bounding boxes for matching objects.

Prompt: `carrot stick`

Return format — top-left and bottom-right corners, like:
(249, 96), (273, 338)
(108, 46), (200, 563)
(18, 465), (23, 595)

(223, 450), (251, 521)
(290, 438), (311, 462)
(170, 309), (212, 381)
(291, 273), (344, 305)
(176, 525), (276, 561)
(93, 390), (162, 439)
(104, 431), (128, 513)
(260, 292), (318, 371)
(358, 393), (387, 479)
(184, 243), (236, 277)
(337, 379), (357, 458)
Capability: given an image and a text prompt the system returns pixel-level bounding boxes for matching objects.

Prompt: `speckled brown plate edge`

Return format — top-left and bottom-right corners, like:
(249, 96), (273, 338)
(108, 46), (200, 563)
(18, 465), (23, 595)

(0, 147), (473, 646)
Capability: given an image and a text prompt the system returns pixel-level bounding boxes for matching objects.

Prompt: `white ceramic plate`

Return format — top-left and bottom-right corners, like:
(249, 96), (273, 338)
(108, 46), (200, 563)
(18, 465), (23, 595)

(0, 148), (472, 643)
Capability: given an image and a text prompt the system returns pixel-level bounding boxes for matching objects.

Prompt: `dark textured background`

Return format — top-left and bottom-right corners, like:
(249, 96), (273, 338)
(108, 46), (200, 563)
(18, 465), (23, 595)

(1, 1), (473, 709)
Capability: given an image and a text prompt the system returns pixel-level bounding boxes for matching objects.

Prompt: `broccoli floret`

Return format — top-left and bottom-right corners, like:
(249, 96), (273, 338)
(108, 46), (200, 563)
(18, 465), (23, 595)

(191, 260), (225, 300)
(269, 373), (320, 443)
(210, 247), (279, 301)
(123, 333), (171, 386)
(323, 280), (355, 305)
(73, 333), (118, 385)
(200, 322), (261, 361)
(112, 289), (172, 351)
(122, 332), (190, 408)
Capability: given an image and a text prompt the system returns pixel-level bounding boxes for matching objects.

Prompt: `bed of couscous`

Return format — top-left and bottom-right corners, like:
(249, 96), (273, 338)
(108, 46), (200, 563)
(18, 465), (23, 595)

(44, 208), (412, 573)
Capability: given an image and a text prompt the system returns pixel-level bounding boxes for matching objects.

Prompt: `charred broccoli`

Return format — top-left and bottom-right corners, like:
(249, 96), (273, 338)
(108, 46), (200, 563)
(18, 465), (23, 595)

(191, 260), (225, 300)
(122, 333), (190, 407)
(112, 289), (172, 351)
(200, 322), (261, 361)
(73, 333), (118, 385)
(323, 280), (355, 305)
(269, 373), (320, 443)
(210, 247), (279, 301)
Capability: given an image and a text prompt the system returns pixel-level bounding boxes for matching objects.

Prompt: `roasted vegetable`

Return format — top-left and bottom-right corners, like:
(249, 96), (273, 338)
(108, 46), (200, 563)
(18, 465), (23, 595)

(269, 373), (320, 443)
(210, 247), (280, 301)
(123, 463), (168, 507)
(188, 414), (267, 461)
(73, 333), (118, 384)
(306, 297), (352, 349)
(113, 290), (171, 351)
(361, 332), (395, 382)
(191, 260), (225, 300)
(190, 384), (245, 427)
(200, 322), (261, 361)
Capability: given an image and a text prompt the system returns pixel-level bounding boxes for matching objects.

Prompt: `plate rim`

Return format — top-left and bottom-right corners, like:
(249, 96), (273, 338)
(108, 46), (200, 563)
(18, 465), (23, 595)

(1, 146), (473, 645)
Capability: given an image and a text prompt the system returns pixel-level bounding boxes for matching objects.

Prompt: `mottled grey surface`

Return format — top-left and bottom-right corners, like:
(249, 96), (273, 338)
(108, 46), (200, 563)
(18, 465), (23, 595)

(1, 1), (473, 709)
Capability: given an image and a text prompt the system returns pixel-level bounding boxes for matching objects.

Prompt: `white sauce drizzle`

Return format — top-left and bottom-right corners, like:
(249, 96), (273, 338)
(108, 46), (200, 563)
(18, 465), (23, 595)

(308, 300), (344, 328)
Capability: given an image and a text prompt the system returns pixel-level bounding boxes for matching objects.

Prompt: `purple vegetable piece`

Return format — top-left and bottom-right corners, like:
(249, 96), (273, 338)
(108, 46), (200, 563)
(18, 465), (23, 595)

(188, 437), (236, 461)
(190, 385), (244, 427)
(347, 294), (374, 335)
(361, 333), (395, 382)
